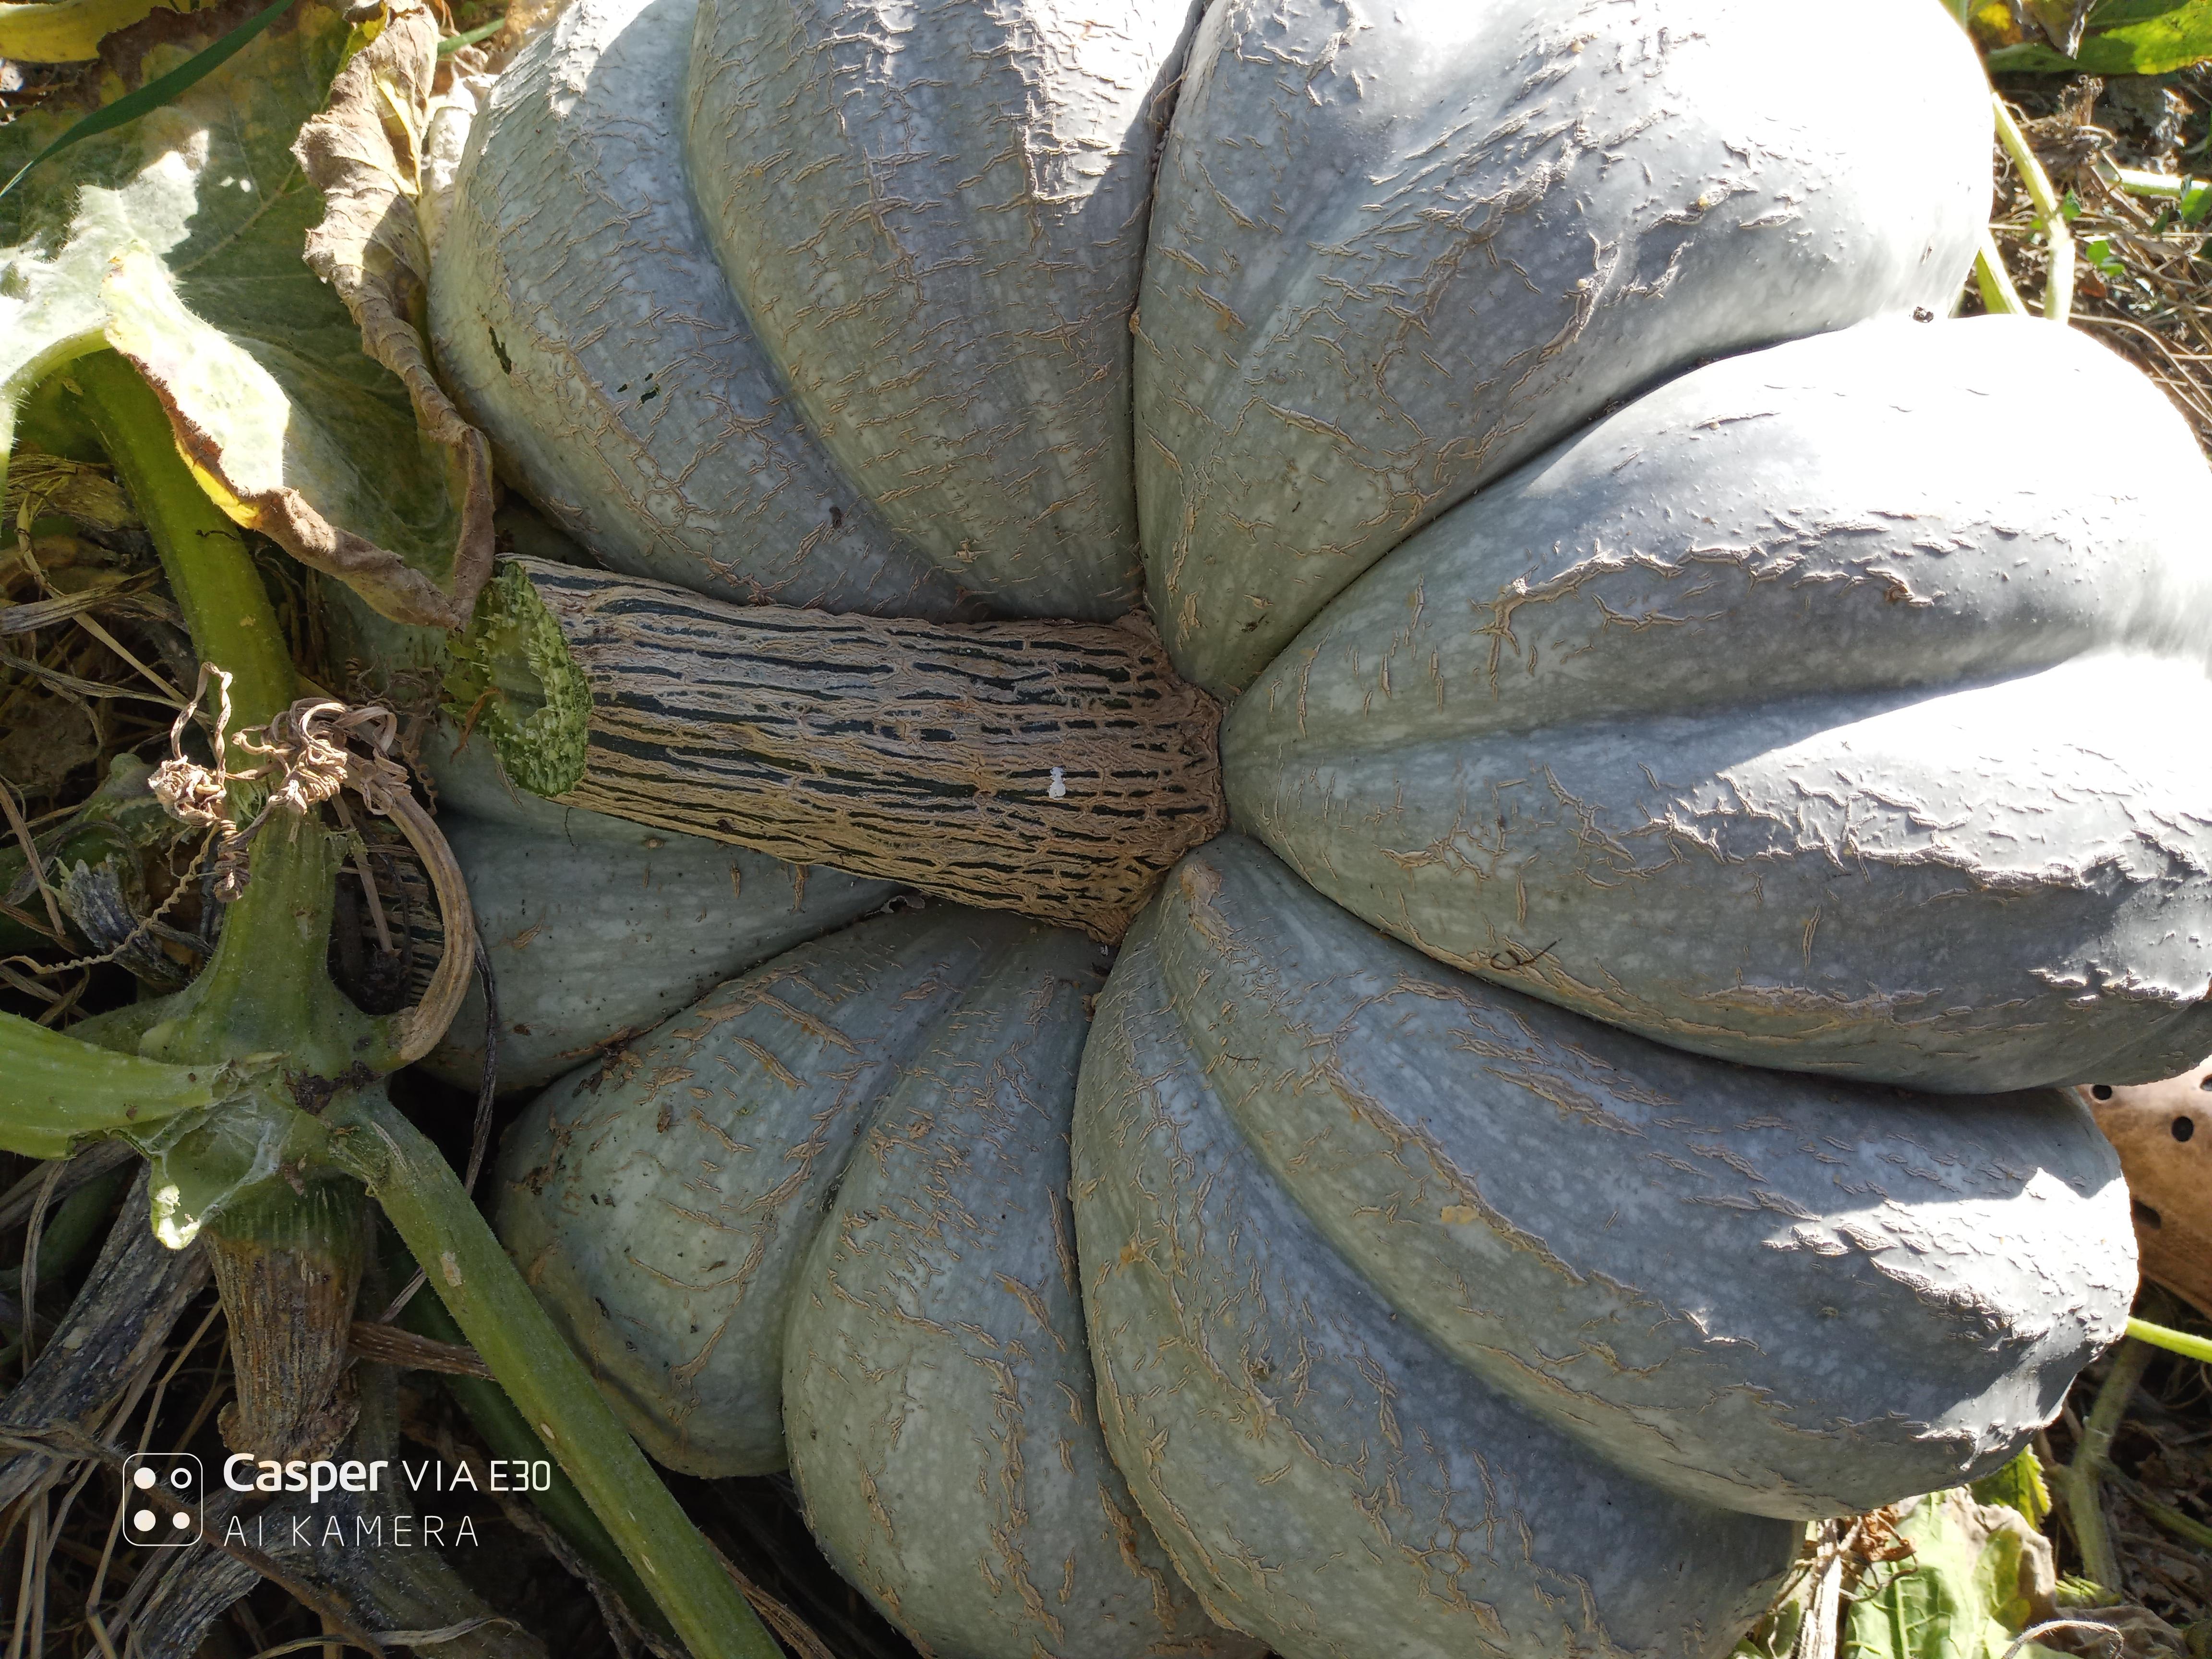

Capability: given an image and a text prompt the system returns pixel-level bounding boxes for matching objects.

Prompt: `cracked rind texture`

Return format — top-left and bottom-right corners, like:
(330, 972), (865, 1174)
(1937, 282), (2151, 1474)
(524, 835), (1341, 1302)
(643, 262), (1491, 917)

(784, 925), (1247, 1659)
(685, 0), (1205, 619)
(1071, 922), (1798, 1659)
(1225, 317), (2212, 1093)
(429, 0), (969, 617)
(421, 811), (898, 1093)
(495, 904), (1034, 1475)
(1148, 836), (2136, 1519)
(1139, 0), (1988, 695)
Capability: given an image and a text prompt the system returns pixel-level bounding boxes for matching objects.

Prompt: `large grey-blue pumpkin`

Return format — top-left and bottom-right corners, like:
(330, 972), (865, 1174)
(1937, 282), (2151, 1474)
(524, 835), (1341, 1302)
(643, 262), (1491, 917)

(404, 0), (2203, 1655)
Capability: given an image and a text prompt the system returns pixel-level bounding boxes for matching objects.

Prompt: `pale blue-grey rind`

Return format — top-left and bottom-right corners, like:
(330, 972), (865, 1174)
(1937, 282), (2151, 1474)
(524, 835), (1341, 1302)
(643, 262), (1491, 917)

(1072, 923), (1798, 1659)
(429, 0), (970, 617)
(1140, 0), (1990, 694)
(684, 0), (1207, 619)
(1225, 317), (2212, 1092)
(1146, 836), (2135, 1518)
(783, 926), (1249, 1659)
(421, 811), (897, 1093)
(494, 903), (1033, 1475)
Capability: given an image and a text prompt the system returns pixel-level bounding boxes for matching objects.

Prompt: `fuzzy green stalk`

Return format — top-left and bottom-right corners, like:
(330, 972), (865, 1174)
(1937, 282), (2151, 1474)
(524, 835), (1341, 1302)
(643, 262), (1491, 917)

(2055, 1337), (2152, 1594)
(66, 358), (384, 1462)
(400, 1286), (677, 1642)
(1990, 95), (2076, 326)
(2125, 1316), (2212, 1365)
(66, 350), (373, 1075)
(1973, 227), (2027, 317)
(0, 1010), (234, 1155)
(70, 352), (291, 735)
(327, 1092), (775, 1659)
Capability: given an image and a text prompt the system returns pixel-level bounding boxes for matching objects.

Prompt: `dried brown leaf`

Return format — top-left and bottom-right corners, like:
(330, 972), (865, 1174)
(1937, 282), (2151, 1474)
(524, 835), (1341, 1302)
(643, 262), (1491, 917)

(289, 0), (493, 629)
(2082, 1065), (2212, 1321)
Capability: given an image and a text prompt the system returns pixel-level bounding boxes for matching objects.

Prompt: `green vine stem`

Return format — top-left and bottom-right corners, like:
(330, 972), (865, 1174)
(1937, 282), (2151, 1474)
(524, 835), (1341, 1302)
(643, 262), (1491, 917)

(1974, 226), (2028, 316)
(70, 351), (292, 735)
(0, 352), (784, 1659)
(67, 349), (361, 1071)
(2125, 1315), (2212, 1364)
(0, 1009), (239, 1154)
(326, 1091), (776, 1659)
(2055, 1336), (2152, 1593)
(1991, 93), (2076, 326)
(399, 1288), (677, 1642)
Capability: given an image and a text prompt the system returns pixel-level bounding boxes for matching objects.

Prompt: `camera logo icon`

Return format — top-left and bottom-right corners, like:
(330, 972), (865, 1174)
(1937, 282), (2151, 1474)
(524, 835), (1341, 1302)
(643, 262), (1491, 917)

(122, 1454), (203, 1546)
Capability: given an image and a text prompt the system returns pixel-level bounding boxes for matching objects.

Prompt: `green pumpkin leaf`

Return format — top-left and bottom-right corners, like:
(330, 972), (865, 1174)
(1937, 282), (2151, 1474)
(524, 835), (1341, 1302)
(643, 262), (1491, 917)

(131, 1092), (296, 1248)
(1842, 1491), (2065, 1659)
(0, 0), (293, 201)
(1969, 1448), (2055, 1528)
(0, 0), (179, 64)
(1986, 0), (2212, 74)
(0, 0), (493, 629)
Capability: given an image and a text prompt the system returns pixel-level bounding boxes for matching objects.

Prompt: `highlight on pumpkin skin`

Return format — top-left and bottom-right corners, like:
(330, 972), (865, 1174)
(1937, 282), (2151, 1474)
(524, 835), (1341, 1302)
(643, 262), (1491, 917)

(427, 0), (979, 622)
(683, 0), (1202, 619)
(1137, 0), (1992, 696)
(1226, 315), (2212, 1095)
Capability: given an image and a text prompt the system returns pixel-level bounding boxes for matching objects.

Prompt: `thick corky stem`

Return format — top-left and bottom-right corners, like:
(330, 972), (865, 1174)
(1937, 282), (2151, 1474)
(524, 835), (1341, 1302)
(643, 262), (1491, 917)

(204, 1180), (366, 1462)
(448, 559), (1226, 941)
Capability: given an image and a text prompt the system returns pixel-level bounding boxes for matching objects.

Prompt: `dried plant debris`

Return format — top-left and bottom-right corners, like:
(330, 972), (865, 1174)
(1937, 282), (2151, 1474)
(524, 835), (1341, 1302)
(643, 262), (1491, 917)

(291, 0), (495, 629)
(1977, 73), (2212, 451)
(1839, 1490), (2066, 1659)
(2040, 1320), (2211, 1657)
(0, 434), (205, 1017)
(0, 1179), (605, 1658)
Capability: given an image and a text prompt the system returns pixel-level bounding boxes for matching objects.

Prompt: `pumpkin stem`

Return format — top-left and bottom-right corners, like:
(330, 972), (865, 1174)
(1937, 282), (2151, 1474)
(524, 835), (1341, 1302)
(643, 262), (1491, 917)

(445, 555), (1227, 940)
(2053, 1335), (2152, 1592)
(204, 1178), (368, 1462)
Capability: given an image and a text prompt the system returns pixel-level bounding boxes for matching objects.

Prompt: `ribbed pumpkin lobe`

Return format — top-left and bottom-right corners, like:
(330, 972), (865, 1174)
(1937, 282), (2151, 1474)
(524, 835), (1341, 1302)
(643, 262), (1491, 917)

(1140, 0), (1992, 694)
(685, 0), (1207, 618)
